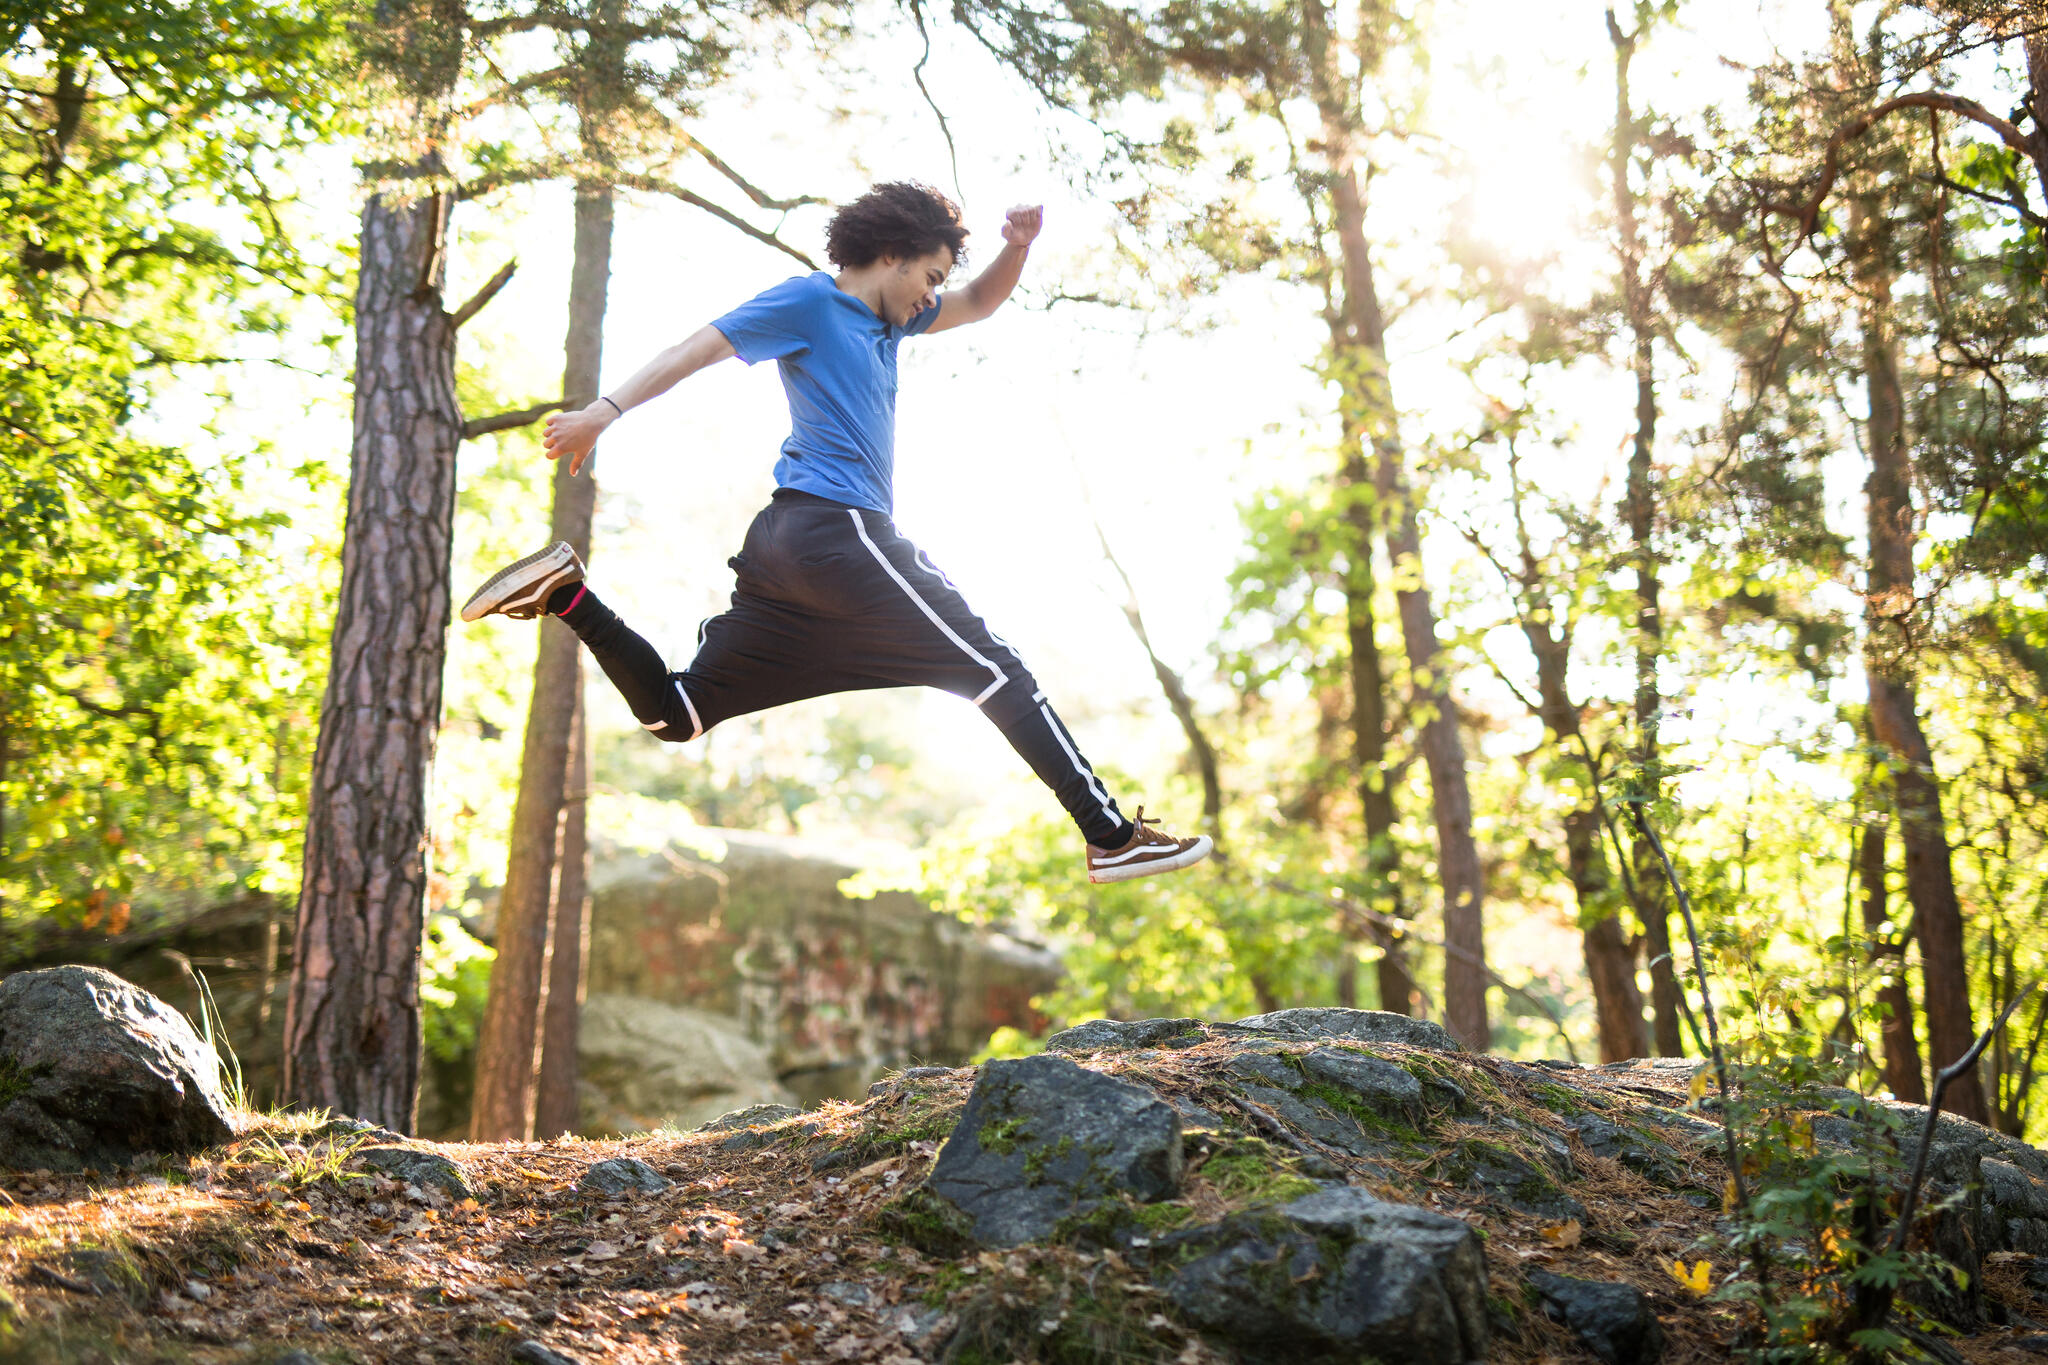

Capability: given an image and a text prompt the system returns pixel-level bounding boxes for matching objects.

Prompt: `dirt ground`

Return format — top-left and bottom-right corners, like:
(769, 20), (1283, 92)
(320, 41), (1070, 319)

(6, 1047), (2048, 1363)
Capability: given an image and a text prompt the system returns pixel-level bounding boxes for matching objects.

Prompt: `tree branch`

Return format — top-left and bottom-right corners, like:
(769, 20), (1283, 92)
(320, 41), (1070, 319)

(613, 174), (818, 267)
(449, 259), (517, 331)
(1795, 92), (2039, 240)
(463, 400), (563, 440)
(676, 133), (828, 212)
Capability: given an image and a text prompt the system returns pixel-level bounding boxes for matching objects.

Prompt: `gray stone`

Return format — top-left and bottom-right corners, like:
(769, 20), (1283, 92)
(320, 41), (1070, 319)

(1572, 1114), (1685, 1185)
(0, 965), (236, 1172)
(866, 1067), (955, 1097)
(695, 1102), (802, 1133)
(925, 1053), (1182, 1246)
(310, 1116), (407, 1146)
(720, 1120), (818, 1154)
(350, 1146), (472, 1201)
(510, 1343), (584, 1365)
(819, 1280), (877, 1309)
(1161, 1186), (1489, 1364)
(1045, 1018), (1207, 1054)
(1443, 1135), (1584, 1221)
(579, 1156), (671, 1198)
(1299, 1047), (1425, 1124)
(1527, 1270), (1664, 1365)
(1985, 1159), (2048, 1221)
(1228, 1007), (1462, 1053)
(271, 1354), (324, 1365)
(578, 995), (798, 1136)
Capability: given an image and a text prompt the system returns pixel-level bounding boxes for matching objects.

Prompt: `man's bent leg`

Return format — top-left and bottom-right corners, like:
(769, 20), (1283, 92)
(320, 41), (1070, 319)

(553, 587), (704, 740)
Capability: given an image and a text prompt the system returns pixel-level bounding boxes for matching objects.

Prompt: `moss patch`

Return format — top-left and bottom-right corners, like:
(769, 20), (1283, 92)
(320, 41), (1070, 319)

(979, 1115), (1031, 1156)
(0, 1054), (52, 1108)
(1197, 1138), (1322, 1207)
(876, 1184), (977, 1257)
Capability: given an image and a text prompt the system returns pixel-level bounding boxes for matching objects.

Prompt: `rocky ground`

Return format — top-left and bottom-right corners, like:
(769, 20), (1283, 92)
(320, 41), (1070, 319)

(12, 1002), (2048, 1362)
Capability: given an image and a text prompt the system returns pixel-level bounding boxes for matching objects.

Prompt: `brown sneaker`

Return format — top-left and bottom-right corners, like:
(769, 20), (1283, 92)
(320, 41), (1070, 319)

(1085, 807), (1213, 884)
(460, 540), (584, 621)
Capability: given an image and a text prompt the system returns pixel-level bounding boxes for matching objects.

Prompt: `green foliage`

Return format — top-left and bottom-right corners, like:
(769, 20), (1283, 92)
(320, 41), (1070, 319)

(0, 2), (352, 931)
(1705, 1057), (1966, 1361)
(419, 913), (495, 1069)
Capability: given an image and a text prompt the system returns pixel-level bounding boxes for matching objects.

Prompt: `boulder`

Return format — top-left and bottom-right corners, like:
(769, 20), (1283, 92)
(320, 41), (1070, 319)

(696, 1103), (803, 1133)
(576, 994), (798, 1136)
(1527, 1269), (1664, 1365)
(1044, 1018), (1207, 1054)
(925, 1053), (1182, 1246)
(1229, 1007), (1463, 1053)
(1160, 1186), (1490, 1364)
(0, 965), (235, 1172)
(350, 1146), (473, 1201)
(578, 1156), (671, 1198)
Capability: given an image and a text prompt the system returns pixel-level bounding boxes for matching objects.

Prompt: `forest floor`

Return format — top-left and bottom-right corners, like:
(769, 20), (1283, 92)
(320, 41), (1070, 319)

(7, 1052), (2048, 1364)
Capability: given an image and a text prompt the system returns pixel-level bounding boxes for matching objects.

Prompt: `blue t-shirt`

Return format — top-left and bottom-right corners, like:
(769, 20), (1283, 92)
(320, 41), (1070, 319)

(711, 272), (941, 514)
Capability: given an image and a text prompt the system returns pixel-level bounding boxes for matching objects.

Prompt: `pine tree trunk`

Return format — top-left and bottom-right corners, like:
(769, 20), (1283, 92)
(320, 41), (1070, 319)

(536, 683), (589, 1138)
(1609, 10), (1683, 1059)
(1854, 196), (1986, 1123)
(283, 166), (461, 1133)
(1299, 0), (1487, 1047)
(1341, 448), (1415, 1015)
(1861, 814), (1927, 1103)
(470, 182), (611, 1140)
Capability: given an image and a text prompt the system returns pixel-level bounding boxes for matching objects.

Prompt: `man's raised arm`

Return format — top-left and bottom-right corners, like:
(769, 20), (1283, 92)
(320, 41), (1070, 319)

(927, 205), (1043, 334)
(543, 323), (738, 475)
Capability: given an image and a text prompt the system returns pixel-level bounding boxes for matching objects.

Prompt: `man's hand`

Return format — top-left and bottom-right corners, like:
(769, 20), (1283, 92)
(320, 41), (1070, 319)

(1001, 204), (1044, 247)
(542, 402), (615, 477)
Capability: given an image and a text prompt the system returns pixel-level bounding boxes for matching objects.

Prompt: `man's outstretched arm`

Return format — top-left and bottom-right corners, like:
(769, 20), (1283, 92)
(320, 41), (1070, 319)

(927, 205), (1043, 334)
(543, 323), (737, 475)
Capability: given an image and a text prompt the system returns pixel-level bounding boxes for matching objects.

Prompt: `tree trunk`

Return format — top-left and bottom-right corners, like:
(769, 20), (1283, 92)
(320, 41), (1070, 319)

(1609, 7), (1683, 1059)
(1576, 802), (1647, 1062)
(469, 181), (611, 1140)
(1861, 813), (1927, 1102)
(535, 684), (589, 1138)
(1853, 193), (1986, 1123)
(1301, 0), (1486, 1048)
(1341, 450), (1415, 1016)
(283, 164), (462, 1133)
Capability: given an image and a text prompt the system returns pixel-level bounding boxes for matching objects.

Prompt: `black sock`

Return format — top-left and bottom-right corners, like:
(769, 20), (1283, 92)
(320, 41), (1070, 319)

(1099, 818), (1136, 849)
(546, 580), (587, 617)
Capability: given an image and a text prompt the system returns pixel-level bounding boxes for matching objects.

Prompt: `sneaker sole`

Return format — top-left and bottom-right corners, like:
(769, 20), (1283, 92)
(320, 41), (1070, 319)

(460, 544), (575, 622)
(1088, 835), (1214, 884)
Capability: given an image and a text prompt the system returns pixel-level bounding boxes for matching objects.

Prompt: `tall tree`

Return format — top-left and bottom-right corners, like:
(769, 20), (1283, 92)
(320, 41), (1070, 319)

(1607, 4), (1685, 1058)
(284, 0), (471, 1131)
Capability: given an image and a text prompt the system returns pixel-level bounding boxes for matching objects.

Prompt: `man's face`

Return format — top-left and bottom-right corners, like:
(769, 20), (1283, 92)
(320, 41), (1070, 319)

(880, 248), (954, 327)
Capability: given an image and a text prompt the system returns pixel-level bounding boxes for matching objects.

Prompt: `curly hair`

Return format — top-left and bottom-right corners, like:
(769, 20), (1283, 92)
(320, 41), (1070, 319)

(824, 181), (969, 270)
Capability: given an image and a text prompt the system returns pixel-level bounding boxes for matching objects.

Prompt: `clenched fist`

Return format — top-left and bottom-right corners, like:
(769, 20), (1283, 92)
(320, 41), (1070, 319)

(1002, 204), (1044, 247)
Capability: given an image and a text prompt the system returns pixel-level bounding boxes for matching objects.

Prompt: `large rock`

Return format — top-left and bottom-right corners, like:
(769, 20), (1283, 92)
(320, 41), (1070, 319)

(1527, 1269), (1664, 1365)
(1045, 1018), (1207, 1054)
(0, 965), (235, 1172)
(585, 820), (1062, 1106)
(1230, 1007), (1463, 1053)
(925, 1053), (1182, 1246)
(1160, 1186), (1490, 1364)
(576, 993), (799, 1136)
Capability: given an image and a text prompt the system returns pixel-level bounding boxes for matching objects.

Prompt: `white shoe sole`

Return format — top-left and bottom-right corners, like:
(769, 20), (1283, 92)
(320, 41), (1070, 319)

(1088, 835), (1214, 884)
(460, 542), (576, 622)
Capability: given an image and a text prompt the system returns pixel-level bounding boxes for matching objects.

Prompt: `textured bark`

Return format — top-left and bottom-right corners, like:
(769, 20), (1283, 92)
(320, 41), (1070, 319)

(1341, 452), (1415, 1016)
(1609, 10), (1683, 1059)
(470, 182), (611, 1140)
(535, 685), (589, 1138)
(283, 166), (462, 1133)
(1852, 191), (1986, 1123)
(1861, 815), (1927, 1103)
(1303, 0), (1486, 1048)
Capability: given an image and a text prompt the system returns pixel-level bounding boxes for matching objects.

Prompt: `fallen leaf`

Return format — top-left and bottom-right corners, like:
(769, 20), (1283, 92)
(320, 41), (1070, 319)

(585, 1240), (620, 1261)
(1537, 1219), (1582, 1248)
(1666, 1259), (1712, 1296)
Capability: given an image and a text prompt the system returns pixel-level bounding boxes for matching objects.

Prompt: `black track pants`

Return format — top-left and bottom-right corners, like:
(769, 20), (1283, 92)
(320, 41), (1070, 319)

(558, 489), (1128, 846)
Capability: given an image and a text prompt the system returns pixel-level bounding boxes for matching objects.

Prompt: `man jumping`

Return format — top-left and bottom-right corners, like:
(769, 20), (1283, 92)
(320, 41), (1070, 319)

(460, 181), (1211, 885)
